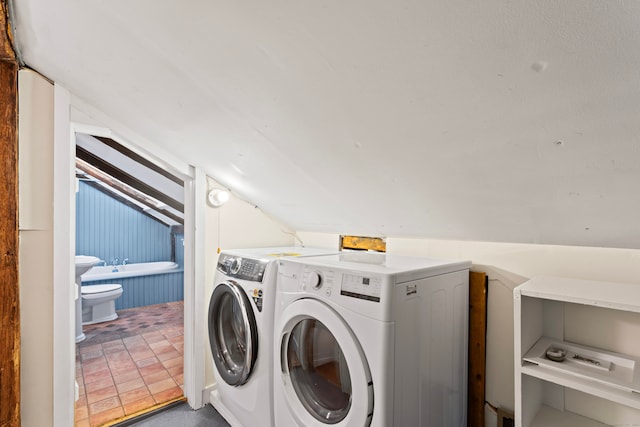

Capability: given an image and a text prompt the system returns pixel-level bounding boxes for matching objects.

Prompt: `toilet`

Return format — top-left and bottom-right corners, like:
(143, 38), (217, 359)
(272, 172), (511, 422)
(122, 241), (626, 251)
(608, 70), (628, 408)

(81, 284), (123, 325)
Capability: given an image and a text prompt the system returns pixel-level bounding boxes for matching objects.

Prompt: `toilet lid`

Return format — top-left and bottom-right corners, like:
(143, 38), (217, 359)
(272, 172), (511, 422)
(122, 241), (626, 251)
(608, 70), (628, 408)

(82, 284), (122, 294)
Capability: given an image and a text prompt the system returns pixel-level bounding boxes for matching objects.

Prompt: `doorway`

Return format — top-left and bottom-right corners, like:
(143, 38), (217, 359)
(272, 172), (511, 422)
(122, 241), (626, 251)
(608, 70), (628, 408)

(73, 133), (188, 425)
(53, 122), (207, 426)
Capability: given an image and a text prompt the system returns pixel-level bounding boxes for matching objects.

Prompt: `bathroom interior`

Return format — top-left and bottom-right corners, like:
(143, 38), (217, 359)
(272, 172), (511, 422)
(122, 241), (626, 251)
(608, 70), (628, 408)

(73, 133), (187, 426)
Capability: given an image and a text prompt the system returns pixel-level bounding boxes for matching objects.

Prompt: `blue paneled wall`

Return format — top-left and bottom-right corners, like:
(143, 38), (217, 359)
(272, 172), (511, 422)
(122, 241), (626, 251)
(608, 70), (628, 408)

(76, 181), (172, 265)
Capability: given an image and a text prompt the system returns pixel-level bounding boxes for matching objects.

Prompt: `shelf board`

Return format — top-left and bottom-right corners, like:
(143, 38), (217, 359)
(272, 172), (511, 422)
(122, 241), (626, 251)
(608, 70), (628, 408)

(516, 276), (640, 313)
(521, 364), (640, 411)
(528, 405), (608, 427)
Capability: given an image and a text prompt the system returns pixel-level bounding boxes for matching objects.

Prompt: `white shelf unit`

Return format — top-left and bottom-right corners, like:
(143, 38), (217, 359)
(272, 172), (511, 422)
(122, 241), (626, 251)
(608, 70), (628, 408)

(514, 276), (640, 427)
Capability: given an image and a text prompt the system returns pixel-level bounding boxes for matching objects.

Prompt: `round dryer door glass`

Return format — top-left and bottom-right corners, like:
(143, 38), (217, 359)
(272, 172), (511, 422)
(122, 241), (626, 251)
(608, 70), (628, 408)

(286, 319), (352, 423)
(208, 281), (258, 386)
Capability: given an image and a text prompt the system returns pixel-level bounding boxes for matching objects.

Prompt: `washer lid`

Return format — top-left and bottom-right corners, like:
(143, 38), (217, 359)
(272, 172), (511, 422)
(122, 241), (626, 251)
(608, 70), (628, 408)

(82, 284), (121, 294)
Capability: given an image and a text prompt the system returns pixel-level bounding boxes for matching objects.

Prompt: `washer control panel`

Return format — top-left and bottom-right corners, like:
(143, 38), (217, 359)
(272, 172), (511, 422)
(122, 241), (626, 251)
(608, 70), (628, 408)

(217, 254), (268, 282)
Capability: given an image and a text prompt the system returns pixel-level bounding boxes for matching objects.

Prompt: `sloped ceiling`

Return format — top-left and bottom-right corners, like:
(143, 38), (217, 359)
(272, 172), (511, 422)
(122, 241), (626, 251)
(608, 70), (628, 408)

(11, 0), (640, 248)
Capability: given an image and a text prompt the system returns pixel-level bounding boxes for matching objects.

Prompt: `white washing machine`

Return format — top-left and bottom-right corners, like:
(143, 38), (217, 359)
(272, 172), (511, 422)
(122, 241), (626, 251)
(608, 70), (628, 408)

(273, 251), (471, 427)
(207, 246), (336, 427)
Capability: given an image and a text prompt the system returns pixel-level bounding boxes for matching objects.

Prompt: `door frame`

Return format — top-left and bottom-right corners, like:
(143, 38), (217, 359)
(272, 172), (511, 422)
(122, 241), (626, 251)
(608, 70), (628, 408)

(52, 105), (207, 425)
(52, 83), (75, 426)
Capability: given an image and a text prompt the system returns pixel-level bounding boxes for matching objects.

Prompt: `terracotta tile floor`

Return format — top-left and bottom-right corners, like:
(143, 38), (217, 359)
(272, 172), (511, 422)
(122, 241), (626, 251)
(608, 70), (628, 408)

(75, 301), (184, 427)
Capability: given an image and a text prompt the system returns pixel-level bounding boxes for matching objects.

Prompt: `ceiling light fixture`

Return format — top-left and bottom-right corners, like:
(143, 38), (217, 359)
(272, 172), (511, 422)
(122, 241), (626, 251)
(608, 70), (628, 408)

(207, 189), (230, 207)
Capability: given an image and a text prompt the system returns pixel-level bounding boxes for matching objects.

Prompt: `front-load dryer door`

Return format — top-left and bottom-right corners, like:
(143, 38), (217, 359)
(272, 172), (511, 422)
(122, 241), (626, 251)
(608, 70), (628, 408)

(208, 280), (258, 386)
(278, 298), (374, 426)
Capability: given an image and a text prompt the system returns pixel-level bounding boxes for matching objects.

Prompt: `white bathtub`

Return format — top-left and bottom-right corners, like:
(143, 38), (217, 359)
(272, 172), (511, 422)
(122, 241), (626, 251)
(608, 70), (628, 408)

(81, 261), (179, 282)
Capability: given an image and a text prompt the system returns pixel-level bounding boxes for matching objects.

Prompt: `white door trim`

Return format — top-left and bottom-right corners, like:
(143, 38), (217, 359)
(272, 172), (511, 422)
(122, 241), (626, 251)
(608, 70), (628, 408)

(183, 166), (207, 408)
(52, 83), (76, 427)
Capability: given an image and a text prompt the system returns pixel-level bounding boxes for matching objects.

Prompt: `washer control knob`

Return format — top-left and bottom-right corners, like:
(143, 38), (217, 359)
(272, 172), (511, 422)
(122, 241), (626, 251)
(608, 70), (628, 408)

(229, 258), (242, 275)
(308, 271), (322, 289)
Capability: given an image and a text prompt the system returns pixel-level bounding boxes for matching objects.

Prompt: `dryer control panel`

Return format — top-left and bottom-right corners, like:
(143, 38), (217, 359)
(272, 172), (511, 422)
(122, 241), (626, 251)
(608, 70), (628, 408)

(302, 267), (382, 303)
(341, 273), (382, 302)
(217, 254), (268, 282)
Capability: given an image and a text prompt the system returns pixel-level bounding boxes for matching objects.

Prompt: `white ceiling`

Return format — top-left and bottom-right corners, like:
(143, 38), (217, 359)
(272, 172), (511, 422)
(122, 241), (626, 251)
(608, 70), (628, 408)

(11, 0), (640, 248)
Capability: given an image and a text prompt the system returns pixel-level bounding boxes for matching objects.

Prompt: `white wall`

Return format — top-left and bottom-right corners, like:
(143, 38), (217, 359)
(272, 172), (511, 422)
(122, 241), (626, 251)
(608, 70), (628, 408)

(297, 231), (640, 425)
(18, 69), (55, 427)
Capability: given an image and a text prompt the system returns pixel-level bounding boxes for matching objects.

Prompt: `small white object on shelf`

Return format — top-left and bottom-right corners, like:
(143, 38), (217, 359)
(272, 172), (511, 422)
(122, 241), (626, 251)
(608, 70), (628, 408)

(523, 337), (640, 391)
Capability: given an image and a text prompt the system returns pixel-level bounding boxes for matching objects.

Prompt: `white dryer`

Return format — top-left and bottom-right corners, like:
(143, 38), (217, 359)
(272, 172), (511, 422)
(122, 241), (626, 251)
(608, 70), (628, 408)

(207, 246), (336, 427)
(273, 251), (471, 427)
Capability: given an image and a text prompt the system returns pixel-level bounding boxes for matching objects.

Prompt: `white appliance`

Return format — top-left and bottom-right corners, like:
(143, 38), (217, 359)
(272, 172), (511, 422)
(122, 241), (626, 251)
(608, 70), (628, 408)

(273, 251), (471, 427)
(207, 246), (336, 427)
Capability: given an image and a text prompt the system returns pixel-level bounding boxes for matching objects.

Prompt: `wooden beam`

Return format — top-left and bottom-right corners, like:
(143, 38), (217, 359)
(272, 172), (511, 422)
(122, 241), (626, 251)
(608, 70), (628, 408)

(76, 159), (184, 225)
(0, 0), (15, 61)
(93, 136), (184, 185)
(0, 1), (19, 424)
(468, 271), (488, 427)
(76, 145), (184, 213)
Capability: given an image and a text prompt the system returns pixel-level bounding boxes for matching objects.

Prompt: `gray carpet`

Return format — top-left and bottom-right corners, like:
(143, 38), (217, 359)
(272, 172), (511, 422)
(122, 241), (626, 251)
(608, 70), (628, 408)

(115, 401), (231, 427)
